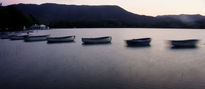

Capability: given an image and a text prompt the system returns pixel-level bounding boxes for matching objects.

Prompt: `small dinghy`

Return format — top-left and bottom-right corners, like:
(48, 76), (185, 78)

(0, 33), (16, 39)
(82, 36), (112, 44)
(47, 36), (75, 43)
(126, 38), (151, 46)
(25, 35), (49, 42)
(170, 39), (199, 47)
(0, 35), (10, 39)
(10, 35), (28, 40)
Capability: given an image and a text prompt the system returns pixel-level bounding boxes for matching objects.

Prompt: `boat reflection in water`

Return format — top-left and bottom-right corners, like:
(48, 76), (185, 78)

(170, 46), (198, 50)
(126, 44), (151, 48)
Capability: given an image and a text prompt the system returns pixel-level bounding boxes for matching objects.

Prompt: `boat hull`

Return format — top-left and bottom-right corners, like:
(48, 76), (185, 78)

(25, 35), (49, 42)
(0, 35), (10, 39)
(1, 35), (16, 39)
(47, 36), (75, 43)
(82, 36), (112, 44)
(10, 35), (28, 40)
(170, 39), (199, 47)
(126, 38), (151, 46)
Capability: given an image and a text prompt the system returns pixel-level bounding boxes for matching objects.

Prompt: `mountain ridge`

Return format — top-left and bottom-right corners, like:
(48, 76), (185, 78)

(11, 3), (154, 21)
(1, 3), (205, 29)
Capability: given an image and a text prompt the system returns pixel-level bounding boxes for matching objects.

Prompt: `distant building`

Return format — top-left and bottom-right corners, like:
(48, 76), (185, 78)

(23, 26), (26, 30)
(30, 24), (49, 30)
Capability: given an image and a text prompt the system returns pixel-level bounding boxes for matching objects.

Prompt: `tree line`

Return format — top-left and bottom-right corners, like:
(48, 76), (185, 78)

(0, 5), (37, 31)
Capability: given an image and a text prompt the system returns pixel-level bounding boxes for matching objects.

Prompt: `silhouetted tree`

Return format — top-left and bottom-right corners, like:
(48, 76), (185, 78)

(0, 6), (36, 31)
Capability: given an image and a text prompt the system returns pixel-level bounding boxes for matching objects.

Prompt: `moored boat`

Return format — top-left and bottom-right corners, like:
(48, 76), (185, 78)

(0, 35), (10, 39)
(126, 38), (151, 46)
(25, 35), (49, 42)
(170, 39), (199, 47)
(0, 33), (16, 39)
(82, 36), (112, 44)
(10, 35), (29, 40)
(47, 36), (75, 43)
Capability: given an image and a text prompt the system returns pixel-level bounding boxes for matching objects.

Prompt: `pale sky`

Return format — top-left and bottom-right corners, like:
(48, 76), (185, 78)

(1, 0), (205, 16)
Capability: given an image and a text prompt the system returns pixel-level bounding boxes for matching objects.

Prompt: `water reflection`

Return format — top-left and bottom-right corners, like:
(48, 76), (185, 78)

(1, 28), (205, 89)
(24, 40), (47, 42)
(126, 44), (151, 48)
(47, 41), (75, 44)
(82, 43), (112, 46)
(170, 46), (198, 50)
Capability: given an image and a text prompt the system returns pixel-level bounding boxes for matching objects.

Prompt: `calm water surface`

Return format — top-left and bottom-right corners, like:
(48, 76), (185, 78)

(1, 28), (205, 89)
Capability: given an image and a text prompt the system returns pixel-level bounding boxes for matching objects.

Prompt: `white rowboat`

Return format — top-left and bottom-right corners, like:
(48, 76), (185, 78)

(47, 36), (75, 43)
(82, 36), (112, 44)
(170, 39), (199, 47)
(25, 35), (49, 42)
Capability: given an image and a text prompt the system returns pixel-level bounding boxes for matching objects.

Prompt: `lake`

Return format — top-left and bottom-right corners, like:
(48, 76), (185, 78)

(1, 28), (205, 89)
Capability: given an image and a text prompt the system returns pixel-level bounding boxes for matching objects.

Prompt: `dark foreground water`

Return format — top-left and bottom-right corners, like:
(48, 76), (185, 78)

(1, 28), (205, 89)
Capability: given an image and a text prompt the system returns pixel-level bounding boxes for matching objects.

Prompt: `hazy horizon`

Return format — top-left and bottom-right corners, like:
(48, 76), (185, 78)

(1, 0), (205, 16)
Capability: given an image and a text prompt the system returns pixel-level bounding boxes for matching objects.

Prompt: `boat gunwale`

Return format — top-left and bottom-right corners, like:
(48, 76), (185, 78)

(82, 36), (112, 40)
(48, 36), (75, 39)
(27, 35), (50, 38)
(126, 38), (151, 42)
(170, 39), (199, 43)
